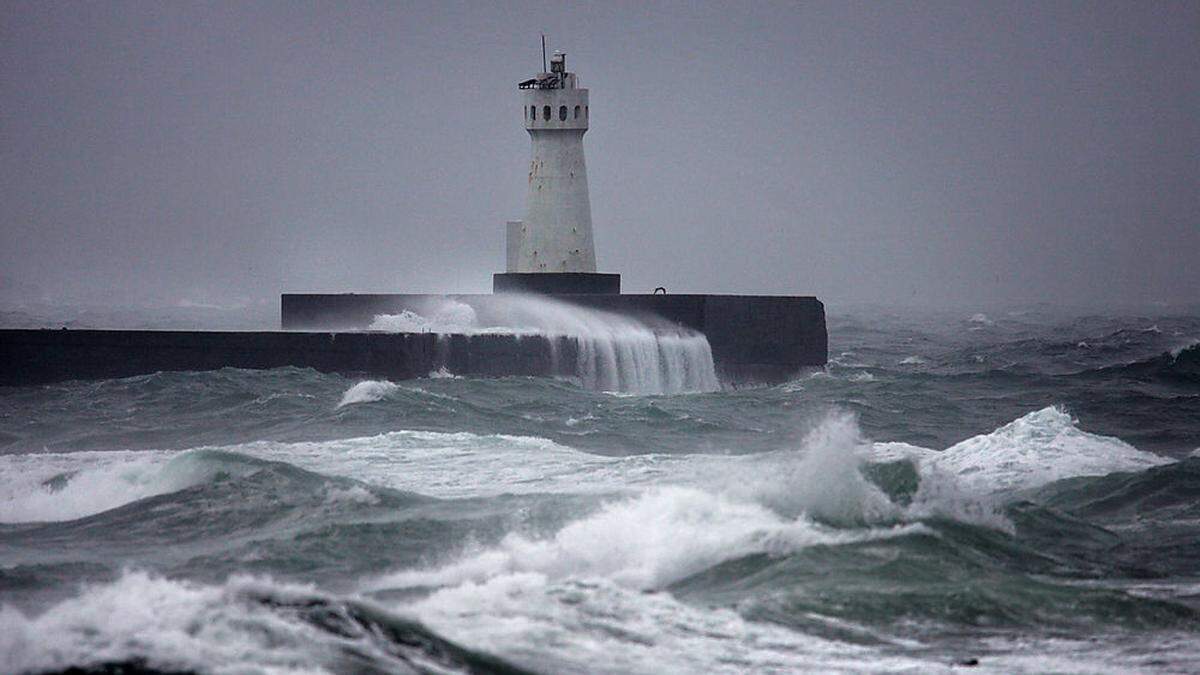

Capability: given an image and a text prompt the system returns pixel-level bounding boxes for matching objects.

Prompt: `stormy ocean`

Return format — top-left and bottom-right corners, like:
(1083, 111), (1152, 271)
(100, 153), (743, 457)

(2, 304), (1199, 674)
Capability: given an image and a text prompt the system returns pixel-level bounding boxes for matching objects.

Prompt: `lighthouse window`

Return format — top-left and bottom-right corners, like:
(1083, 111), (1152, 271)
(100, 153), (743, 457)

(559, 105), (567, 121)
(585, 106), (589, 118)
(574, 105), (580, 119)
(543, 105), (551, 121)
(529, 105), (535, 119)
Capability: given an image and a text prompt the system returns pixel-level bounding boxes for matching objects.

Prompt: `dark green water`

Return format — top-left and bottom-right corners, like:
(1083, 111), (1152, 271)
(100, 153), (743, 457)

(2, 307), (1199, 673)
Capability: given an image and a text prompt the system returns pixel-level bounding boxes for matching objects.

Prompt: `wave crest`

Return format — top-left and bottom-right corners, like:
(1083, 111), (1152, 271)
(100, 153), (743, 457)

(929, 406), (1171, 494)
(367, 485), (923, 593)
(0, 570), (519, 675)
(337, 380), (399, 407)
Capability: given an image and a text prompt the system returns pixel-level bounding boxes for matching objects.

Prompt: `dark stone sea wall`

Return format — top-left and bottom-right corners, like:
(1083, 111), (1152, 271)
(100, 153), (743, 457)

(493, 272), (621, 294)
(0, 294), (826, 386)
(0, 329), (581, 387)
(281, 293), (828, 383)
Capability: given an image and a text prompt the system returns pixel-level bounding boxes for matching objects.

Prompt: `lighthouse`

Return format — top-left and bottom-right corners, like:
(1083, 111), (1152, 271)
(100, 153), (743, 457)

(494, 48), (620, 294)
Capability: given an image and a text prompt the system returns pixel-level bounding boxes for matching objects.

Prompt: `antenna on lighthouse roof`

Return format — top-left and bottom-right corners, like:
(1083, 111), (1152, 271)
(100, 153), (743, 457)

(541, 34), (547, 73)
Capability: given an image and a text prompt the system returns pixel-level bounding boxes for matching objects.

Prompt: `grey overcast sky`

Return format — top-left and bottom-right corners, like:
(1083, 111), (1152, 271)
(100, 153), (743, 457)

(1, 1), (1197, 309)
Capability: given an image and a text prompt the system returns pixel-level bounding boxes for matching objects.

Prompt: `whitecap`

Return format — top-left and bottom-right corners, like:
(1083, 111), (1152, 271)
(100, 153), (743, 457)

(402, 573), (932, 674)
(968, 312), (994, 326)
(367, 485), (923, 592)
(0, 451), (235, 523)
(1170, 339), (1199, 359)
(722, 411), (900, 525)
(0, 570), (481, 675)
(921, 406), (1170, 494)
(337, 380), (399, 407)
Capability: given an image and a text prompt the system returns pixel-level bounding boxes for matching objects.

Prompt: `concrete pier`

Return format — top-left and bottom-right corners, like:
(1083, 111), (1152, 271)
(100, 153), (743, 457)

(0, 329), (581, 386)
(281, 293), (827, 383)
(0, 292), (826, 387)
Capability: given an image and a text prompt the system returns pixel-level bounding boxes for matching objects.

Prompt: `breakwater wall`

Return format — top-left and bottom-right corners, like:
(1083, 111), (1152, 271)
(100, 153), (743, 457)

(281, 293), (827, 383)
(0, 329), (578, 387)
(0, 295), (826, 387)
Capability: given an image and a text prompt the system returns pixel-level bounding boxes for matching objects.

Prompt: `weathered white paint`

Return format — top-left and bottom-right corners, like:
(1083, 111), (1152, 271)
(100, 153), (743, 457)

(508, 54), (596, 273)
(505, 221), (523, 272)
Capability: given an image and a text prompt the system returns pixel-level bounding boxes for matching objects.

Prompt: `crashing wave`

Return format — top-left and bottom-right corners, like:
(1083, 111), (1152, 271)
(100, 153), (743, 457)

(0, 450), (226, 523)
(367, 485), (922, 593)
(0, 570), (522, 675)
(368, 296), (719, 395)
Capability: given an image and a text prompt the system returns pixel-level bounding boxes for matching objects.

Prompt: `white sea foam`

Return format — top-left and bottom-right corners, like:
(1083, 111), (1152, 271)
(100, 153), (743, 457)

(336, 380), (399, 407)
(0, 451), (229, 523)
(926, 406), (1170, 494)
(229, 430), (663, 499)
(403, 573), (932, 674)
(968, 312), (995, 326)
(369, 486), (923, 593)
(856, 406), (1175, 532)
(0, 431), (682, 523)
(899, 355), (926, 365)
(367, 300), (478, 333)
(360, 416), (928, 593)
(2, 406), (1166, 531)
(368, 295), (720, 395)
(718, 408), (1173, 535)
(358, 418), (933, 671)
(725, 411), (900, 525)
(0, 571), (380, 675)
(0, 568), (935, 675)
(5, 406), (1183, 672)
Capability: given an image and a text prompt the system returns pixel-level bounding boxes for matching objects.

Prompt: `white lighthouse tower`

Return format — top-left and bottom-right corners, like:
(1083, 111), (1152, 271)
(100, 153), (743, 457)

(495, 46), (619, 294)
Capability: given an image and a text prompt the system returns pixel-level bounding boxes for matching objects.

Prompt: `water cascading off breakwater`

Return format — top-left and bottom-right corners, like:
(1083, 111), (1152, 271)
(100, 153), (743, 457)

(368, 295), (720, 394)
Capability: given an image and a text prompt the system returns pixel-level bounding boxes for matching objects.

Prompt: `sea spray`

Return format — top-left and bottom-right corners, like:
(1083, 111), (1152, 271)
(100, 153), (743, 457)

(369, 295), (720, 394)
(707, 411), (1015, 532)
(730, 411), (900, 525)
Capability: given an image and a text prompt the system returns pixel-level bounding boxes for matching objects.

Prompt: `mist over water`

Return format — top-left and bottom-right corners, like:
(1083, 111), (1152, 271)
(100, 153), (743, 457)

(2, 305), (1200, 673)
